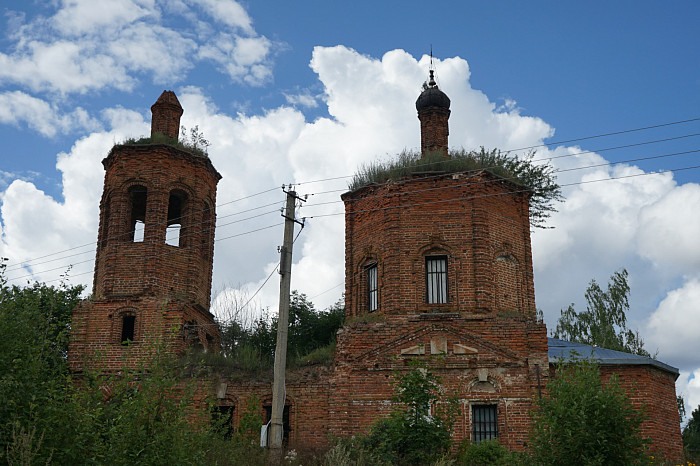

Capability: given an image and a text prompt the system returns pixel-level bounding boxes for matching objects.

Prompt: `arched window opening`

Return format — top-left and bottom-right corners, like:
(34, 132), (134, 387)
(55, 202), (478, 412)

(121, 314), (136, 344)
(167, 190), (188, 247)
(128, 185), (147, 242)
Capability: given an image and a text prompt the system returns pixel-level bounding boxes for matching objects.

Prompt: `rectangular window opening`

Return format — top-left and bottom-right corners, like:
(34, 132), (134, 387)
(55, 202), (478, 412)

(367, 263), (378, 312)
(472, 404), (498, 444)
(426, 256), (448, 304)
(121, 315), (135, 344)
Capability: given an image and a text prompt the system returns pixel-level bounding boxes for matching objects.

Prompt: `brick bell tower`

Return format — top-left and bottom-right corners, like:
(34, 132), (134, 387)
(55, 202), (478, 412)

(69, 91), (221, 373)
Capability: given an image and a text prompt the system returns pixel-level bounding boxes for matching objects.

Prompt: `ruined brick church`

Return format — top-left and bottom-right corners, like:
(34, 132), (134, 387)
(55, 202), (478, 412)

(68, 74), (683, 459)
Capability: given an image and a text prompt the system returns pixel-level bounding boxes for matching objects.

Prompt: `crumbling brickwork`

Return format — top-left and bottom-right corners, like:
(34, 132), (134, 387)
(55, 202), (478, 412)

(69, 91), (221, 373)
(68, 89), (683, 461)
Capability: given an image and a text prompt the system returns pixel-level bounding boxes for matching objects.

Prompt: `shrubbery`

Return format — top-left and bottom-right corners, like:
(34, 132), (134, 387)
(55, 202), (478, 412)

(338, 361), (458, 465)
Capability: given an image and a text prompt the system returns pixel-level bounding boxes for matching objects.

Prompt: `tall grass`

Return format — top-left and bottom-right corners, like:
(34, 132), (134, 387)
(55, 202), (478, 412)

(349, 148), (562, 228)
(116, 132), (209, 158)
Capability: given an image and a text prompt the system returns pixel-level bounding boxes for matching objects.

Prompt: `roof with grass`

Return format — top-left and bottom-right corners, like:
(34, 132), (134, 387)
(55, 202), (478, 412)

(346, 148), (563, 229)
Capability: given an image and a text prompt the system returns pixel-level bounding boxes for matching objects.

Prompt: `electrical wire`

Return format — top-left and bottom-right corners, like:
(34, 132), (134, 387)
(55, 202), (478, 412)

(3, 188), (283, 272)
(4, 118), (700, 283)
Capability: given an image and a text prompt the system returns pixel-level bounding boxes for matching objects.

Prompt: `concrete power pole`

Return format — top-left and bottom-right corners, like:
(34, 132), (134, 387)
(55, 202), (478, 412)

(269, 187), (303, 456)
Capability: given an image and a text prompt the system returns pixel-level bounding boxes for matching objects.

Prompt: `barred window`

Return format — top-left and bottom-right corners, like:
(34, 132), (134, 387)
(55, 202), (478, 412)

(426, 256), (448, 304)
(367, 263), (378, 312)
(472, 404), (498, 443)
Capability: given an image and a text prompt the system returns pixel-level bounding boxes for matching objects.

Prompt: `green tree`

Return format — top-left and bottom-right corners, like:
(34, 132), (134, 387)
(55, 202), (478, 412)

(354, 361), (458, 465)
(287, 292), (344, 359)
(0, 260), (85, 463)
(553, 269), (650, 356)
(529, 357), (648, 465)
(683, 405), (700, 460)
(218, 291), (344, 368)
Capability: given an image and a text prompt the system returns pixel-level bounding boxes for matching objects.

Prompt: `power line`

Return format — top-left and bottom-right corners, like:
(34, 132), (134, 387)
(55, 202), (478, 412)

(9, 159), (700, 285)
(4, 118), (699, 283)
(301, 146), (700, 211)
(5, 222), (284, 284)
(303, 162), (700, 219)
(503, 117), (700, 154)
(4, 195), (284, 272)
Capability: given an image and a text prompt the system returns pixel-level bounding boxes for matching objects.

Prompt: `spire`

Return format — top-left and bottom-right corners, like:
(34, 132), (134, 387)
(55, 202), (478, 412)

(415, 55), (451, 158)
(151, 90), (183, 140)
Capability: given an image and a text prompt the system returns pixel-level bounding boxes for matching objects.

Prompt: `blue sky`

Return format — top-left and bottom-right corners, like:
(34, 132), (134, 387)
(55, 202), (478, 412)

(1, 1), (699, 418)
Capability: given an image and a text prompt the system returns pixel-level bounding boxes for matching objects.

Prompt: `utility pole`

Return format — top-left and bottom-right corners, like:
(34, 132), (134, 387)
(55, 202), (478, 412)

(269, 186), (304, 457)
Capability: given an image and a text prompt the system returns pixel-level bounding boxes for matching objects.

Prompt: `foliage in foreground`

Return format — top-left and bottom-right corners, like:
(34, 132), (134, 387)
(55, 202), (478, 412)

(0, 261), (268, 465)
(529, 357), (649, 465)
(459, 438), (528, 466)
(554, 268), (650, 357)
(684, 404), (700, 461)
(342, 361), (458, 465)
(349, 148), (562, 228)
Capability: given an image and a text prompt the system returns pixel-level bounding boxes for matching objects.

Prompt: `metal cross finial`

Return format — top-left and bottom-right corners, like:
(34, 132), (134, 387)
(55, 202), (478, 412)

(428, 45), (437, 87)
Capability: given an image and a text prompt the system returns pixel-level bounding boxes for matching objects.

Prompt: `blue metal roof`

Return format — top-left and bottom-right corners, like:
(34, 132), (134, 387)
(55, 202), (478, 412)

(547, 337), (679, 377)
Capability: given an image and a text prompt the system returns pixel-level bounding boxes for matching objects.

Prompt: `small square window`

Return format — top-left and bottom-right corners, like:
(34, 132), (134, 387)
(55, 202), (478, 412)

(367, 263), (378, 312)
(472, 404), (498, 443)
(426, 256), (448, 304)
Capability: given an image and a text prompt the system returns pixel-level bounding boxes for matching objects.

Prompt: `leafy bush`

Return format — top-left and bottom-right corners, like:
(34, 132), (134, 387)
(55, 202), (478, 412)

(218, 292), (344, 370)
(458, 439), (522, 465)
(529, 356), (649, 465)
(684, 405), (700, 462)
(348, 361), (458, 465)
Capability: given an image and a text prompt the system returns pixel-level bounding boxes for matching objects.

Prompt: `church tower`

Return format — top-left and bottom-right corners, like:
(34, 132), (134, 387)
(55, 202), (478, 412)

(333, 68), (548, 448)
(69, 91), (221, 372)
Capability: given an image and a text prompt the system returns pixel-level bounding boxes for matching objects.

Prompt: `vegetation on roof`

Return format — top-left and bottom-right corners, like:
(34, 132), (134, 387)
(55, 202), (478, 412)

(116, 125), (210, 158)
(349, 147), (563, 228)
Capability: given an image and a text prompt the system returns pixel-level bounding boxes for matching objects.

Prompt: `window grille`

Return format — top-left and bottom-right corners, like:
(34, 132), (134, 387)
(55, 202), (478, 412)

(472, 404), (498, 443)
(367, 263), (378, 312)
(426, 256), (448, 304)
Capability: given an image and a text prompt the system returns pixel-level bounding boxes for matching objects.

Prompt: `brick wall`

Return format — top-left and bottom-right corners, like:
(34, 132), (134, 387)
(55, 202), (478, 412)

(93, 144), (220, 308)
(601, 365), (684, 461)
(342, 171), (535, 320)
(70, 137), (221, 373)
